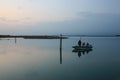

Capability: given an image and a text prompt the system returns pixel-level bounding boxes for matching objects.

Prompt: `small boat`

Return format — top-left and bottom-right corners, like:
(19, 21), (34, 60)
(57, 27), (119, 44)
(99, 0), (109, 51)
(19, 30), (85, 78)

(72, 48), (92, 52)
(72, 45), (93, 50)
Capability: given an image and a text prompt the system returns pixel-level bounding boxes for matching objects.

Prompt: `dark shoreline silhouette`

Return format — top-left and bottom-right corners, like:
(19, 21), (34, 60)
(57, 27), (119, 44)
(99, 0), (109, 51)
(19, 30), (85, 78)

(0, 35), (68, 39)
(0, 34), (119, 40)
(63, 34), (120, 37)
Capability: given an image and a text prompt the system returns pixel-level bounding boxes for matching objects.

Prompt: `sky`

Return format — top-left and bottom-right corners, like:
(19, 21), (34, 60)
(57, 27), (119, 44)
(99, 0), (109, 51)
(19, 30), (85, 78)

(0, 0), (120, 35)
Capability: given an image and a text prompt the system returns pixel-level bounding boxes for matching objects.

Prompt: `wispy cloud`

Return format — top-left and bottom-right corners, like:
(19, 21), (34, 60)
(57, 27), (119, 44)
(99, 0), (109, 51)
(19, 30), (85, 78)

(0, 17), (32, 25)
(0, 17), (7, 21)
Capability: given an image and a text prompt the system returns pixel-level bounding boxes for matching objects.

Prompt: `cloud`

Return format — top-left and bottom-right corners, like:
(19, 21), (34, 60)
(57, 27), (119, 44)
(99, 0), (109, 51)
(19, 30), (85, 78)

(22, 17), (31, 20)
(78, 11), (94, 17)
(0, 17), (7, 21)
(0, 17), (17, 22)
(76, 12), (120, 34)
(32, 12), (120, 35)
(0, 12), (120, 35)
(0, 17), (31, 24)
(78, 11), (120, 18)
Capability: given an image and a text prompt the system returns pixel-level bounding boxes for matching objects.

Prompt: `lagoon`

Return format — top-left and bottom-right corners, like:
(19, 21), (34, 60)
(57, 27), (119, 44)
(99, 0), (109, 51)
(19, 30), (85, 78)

(0, 37), (120, 80)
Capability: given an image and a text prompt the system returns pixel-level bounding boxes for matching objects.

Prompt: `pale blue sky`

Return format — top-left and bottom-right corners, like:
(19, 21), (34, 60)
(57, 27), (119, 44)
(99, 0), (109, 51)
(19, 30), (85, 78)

(0, 0), (120, 35)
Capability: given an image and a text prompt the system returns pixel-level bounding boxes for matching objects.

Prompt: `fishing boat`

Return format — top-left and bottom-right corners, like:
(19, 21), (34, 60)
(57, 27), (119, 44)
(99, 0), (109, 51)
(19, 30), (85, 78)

(72, 45), (93, 50)
(73, 39), (93, 51)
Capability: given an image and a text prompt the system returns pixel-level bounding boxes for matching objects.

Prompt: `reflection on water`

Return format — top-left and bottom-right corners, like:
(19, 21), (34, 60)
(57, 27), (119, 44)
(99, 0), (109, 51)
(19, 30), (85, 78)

(15, 37), (17, 44)
(72, 48), (93, 58)
(60, 47), (62, 64)
(0, 37), (120, 80)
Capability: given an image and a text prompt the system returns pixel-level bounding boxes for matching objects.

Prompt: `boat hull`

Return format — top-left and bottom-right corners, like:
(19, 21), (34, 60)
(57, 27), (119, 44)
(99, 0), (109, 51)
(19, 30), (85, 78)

(72, 46), (92, 50)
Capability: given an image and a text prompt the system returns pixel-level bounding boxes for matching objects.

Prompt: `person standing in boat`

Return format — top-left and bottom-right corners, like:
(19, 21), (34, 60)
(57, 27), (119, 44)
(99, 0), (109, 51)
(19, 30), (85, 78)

(78, 39), (81, 46)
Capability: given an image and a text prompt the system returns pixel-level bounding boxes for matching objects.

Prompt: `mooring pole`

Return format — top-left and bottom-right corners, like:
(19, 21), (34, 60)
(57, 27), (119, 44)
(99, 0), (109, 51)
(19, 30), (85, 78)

(60, 34), (62, 64)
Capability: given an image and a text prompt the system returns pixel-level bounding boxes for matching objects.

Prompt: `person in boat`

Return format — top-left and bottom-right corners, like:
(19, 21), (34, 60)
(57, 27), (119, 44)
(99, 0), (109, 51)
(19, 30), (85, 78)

(78, 40), (81, 46)
(86, 43), (89, 47)
(82, 42), (85, 47)
(86, 43), (92, 48)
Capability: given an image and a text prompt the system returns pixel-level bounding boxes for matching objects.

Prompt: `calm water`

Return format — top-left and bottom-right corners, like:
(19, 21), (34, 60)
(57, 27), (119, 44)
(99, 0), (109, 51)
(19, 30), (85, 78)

(0, 37), (120, 80)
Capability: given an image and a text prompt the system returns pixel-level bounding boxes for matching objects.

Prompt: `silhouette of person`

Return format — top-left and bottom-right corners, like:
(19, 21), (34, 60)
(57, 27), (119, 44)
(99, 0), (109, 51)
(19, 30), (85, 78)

(78, 40), (81, 46)
(86, 43), (89, 47)
(82, 42), (85, 46)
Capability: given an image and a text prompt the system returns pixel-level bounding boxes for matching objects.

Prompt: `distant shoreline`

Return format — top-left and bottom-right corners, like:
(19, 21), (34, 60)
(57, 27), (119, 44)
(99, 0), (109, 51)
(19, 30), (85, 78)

(63, 35), (120, 37)
(0, 35), (119, 39)
(0, 35), (68, 39)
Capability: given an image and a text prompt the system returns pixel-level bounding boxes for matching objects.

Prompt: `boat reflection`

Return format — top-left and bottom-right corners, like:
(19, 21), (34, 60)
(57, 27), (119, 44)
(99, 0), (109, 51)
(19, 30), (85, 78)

(72, 48), (93, 58)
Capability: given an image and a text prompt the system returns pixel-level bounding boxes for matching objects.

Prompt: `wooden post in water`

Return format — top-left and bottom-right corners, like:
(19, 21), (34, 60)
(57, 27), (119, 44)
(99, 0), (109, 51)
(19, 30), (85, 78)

(60, 34), (62, 64)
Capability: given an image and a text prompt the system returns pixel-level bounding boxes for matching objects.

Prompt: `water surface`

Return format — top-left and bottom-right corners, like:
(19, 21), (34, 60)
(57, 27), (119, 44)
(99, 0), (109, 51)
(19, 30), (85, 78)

(0, 37), (120, 80)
